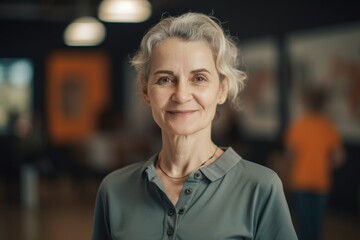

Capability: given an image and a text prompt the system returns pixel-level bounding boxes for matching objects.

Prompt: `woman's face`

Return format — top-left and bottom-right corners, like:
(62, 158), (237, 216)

(143, 37), (227, 136)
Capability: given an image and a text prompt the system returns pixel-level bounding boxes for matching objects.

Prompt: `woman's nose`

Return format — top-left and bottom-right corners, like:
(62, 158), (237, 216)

(171, 80), (193, 103)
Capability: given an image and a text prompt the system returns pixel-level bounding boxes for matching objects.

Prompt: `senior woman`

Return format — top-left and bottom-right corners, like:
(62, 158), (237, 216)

(92, 12), (297, 240)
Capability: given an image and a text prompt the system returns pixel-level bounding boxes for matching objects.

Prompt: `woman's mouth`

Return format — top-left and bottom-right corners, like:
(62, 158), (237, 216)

(167, 110), (197, 115)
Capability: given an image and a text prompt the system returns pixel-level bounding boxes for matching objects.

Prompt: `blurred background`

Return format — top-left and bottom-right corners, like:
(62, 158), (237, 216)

(0, 0), (359, 239)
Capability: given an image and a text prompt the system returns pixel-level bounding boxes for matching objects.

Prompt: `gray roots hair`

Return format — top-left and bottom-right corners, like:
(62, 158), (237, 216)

(130, 12), (247, 109)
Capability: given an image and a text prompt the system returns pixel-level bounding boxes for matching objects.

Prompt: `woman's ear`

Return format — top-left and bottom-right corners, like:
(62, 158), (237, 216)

(218, 78), (228, 105)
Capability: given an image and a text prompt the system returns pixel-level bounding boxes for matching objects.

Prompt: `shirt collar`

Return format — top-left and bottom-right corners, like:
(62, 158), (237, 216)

(200, 147), (241, 182)
(143, 147), (241, 182)
(142, 153), (158, 181)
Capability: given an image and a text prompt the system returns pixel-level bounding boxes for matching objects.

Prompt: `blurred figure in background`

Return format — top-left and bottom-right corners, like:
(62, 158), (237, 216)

(82, 109), (120, 178)
(74, 108), (154, 197)
(284, 85), (346, 240)
(1, 112), (45, 204)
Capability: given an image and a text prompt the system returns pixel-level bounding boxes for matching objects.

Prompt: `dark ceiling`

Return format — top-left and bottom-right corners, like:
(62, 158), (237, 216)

(0, 0), (186, 22)
(1, 1), (359, 34)
(0, 1), (359, 56)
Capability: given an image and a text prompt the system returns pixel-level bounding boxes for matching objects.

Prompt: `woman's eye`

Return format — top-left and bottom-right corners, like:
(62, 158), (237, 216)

(157, 77), (173, 84)
(194, 76), (206, 83)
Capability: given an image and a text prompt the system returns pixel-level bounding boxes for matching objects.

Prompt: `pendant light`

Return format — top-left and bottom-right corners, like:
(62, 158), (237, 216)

(63, 0), (106, 46)
(98, 0), (152, 23)
(64, 16), (106, 46)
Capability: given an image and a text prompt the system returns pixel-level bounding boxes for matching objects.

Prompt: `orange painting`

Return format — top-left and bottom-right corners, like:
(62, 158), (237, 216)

(46, 51), (110, 144)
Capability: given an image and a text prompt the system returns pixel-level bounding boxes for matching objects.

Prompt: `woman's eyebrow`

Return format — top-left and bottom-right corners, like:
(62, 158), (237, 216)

(191, 68), (211, 74)
(153, 70), (174, 75)
(153, 68), (210, 75)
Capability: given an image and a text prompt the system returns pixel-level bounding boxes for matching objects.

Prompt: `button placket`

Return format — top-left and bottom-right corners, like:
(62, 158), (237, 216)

(158, 170), (206, 239)
(175, 181), (198, 220)
(164, 216), (176, 239)
(163, 202), (177, 239)
(171, 177), (203, 235)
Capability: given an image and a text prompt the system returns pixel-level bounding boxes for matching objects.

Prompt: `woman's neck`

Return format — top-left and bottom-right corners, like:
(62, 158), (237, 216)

(158, 131), (217, 177)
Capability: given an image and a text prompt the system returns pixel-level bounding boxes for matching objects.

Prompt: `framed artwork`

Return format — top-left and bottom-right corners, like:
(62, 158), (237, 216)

(287, 23), (360, 143)
(238, 38), (280, 139)
(46, 51), (110, 144)
(0, 58), (33, 135)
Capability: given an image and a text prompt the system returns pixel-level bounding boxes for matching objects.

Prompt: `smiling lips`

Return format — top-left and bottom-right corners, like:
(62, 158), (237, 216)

(166, 110), (197, 115)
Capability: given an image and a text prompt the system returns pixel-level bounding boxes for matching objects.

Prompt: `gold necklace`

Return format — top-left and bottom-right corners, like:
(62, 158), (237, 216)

(157, 146), (218, 180)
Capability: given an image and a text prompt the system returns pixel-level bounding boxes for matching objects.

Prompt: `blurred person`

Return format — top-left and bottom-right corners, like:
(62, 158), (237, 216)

(1, 112), (21, 204)
(1, 112), (45, 204)
(284, 85), (345, 240)
(82, 109), (120, 177)
(75, 108), (154, 195)
(92, 12), (297, 240)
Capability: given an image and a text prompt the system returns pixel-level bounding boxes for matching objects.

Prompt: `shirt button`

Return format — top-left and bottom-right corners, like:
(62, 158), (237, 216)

(167, 227), (174, 236)
(194, 172), (202, 179)
(167, 208), (175, 216)
(178, 208), (184, 215)
(185, 188), (193, 195)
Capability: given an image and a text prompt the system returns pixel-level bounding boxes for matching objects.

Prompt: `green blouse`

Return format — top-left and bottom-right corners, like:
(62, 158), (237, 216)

(92, 147), (298, 240)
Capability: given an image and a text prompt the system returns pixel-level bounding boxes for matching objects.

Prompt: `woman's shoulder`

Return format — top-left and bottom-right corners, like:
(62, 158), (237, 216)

(224, 147), (280, 185)
(238, 158), (279, 183)
(99, 161), (148, 190)
(225, 147), (275, 174)
(231, 158), (284, 200)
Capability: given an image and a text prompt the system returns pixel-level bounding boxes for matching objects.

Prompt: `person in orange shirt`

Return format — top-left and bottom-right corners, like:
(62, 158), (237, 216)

(284, 86), (345, 240)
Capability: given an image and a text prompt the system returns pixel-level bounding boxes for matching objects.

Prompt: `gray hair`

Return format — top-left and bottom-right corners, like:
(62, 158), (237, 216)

(130, 12), (247, 109)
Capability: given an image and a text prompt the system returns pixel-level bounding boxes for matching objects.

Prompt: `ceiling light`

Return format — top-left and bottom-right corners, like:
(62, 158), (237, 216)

(98, 0), (152, 23)
(64, 16), (106, 46)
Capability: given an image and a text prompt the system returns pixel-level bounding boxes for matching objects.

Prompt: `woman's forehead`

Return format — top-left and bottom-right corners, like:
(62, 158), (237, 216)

(149, 38), (216, 72)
